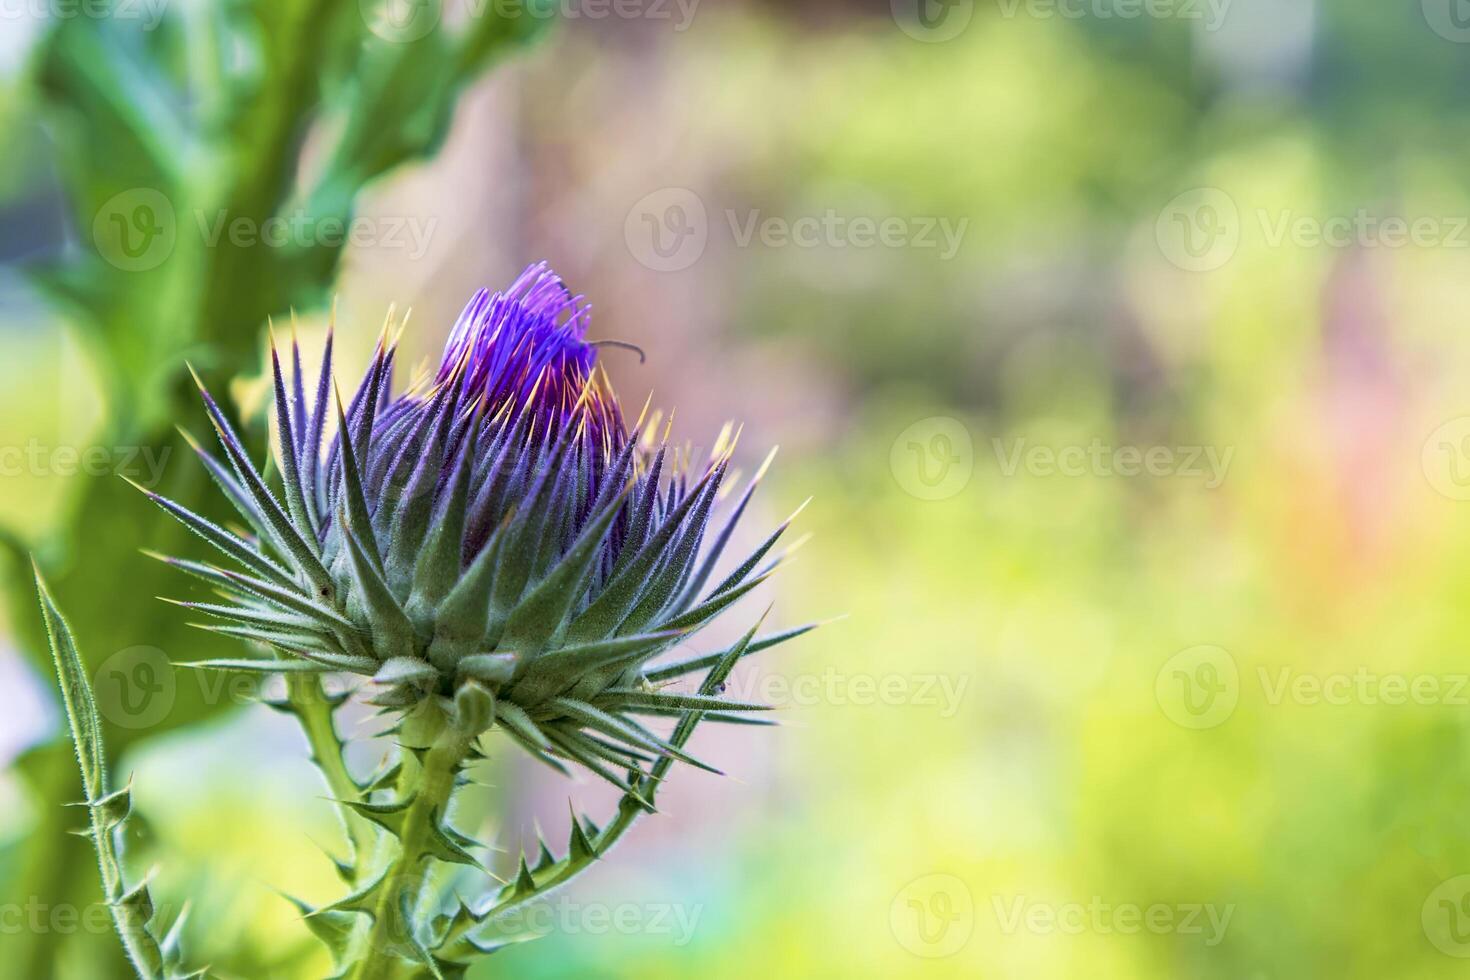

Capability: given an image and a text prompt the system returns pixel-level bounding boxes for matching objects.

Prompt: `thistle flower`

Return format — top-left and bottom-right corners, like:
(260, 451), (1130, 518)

(140, 262), (810, 799)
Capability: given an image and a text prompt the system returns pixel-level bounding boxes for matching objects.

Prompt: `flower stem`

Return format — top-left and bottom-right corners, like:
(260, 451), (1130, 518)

(352, 724), (472, 980)
(286, 673), (376, 861)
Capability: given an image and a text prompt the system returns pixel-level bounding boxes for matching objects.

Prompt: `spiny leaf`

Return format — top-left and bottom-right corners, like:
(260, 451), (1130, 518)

(312, 866), (392, 919)
(645, 621), (822, 683)
(596, 689), (772, 714)
(549, 697), (721, 775)
(160, 597), (325, 634)
(567, 806), (597, 863)
(340, 797), (413, 837)
(270, 336), (316, 538)
(35, 566), (104, 797)
(458, 652), (517, 685)
(425, 809), (482, 869)
(655, 571), (773, 634)
(176, 657), (337, 674)
(566, 461), (724, 642)
(703, 500), (806, 602)
(37, 568), (182, 975)
(190, 365), (334, 595)
(399, 886), (448, 980)
(426, 515), (513, 670)
(128, 477), (296, 589)
(497, 487), (629, 656)
(541, 726), (652, 808)
(340, 512), (417, 659)
(508, 630), (681, 704)
(408, 402), (484, 618)
(332, 386), (384, 574)
(374, 657), (438, 688)
(281, 893), (356, 964)
(674, 447), (776, 608)
(510, 856), (537, 900)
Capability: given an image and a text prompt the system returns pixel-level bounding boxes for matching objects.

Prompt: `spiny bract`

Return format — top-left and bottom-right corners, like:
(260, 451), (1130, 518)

(141, 262), (810, 800)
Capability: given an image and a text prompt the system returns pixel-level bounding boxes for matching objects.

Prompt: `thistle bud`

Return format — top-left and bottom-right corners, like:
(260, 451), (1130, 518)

(146, 263), (804, 794)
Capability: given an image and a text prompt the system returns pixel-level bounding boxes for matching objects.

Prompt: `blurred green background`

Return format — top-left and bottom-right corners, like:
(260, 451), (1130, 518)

(7, 0), (1470, 977)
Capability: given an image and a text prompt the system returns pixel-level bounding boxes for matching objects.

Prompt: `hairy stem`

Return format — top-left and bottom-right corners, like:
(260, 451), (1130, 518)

(286, 673), (377, 862)
(353, 727), (473, 980)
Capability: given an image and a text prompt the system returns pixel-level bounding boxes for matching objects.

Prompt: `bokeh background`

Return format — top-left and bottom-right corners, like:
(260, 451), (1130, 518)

(6, 0), (1470, 977)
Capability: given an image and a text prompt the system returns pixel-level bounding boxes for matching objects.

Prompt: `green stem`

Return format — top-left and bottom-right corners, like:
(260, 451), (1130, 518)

(286, 673), (377, 862)
(352, 729), (472, 980)
(88, 795), (165, 979)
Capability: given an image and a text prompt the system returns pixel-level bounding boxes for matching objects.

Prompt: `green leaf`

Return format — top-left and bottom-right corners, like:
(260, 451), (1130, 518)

(34, 566), (196, 979)
(35, 566), (105, 799)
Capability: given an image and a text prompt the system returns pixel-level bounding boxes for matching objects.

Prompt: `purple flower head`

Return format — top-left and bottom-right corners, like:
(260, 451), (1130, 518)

(437, 262), (624, 460)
